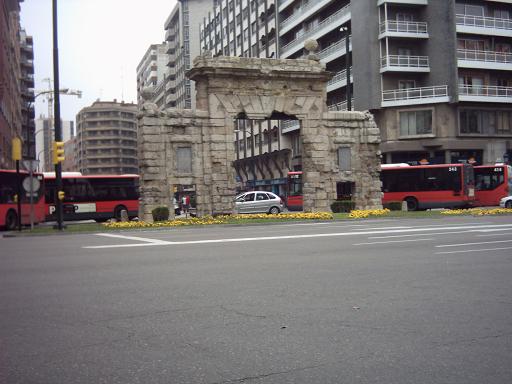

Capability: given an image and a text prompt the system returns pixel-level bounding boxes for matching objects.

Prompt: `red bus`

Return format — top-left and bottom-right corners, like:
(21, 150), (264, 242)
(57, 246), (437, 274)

(474, 164), (512, 206)
(0, 169), (46, 230)
(43, 172), (139, 222)
(286, 171), (303, 211)
(381, 163), (475, 210)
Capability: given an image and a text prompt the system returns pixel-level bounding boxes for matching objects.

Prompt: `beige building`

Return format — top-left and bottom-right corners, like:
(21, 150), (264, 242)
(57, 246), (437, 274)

(76, 100), (138, 175)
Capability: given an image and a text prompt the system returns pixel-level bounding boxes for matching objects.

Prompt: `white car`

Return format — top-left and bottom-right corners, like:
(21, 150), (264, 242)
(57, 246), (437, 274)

(235, 191), (284, 214)
(499, 196), (512, 208)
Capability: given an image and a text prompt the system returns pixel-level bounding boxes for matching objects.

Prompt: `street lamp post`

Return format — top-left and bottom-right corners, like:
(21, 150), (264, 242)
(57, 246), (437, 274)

(340, 25), (351, 111)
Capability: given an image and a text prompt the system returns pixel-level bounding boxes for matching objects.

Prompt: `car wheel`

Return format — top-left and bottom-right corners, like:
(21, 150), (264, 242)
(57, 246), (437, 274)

(269, 206), (280, 214)
(404, 197), (419, 211)
(5, 210), (18, 231)
(114, 205), (127, 221)
(506, 200), (512, 209)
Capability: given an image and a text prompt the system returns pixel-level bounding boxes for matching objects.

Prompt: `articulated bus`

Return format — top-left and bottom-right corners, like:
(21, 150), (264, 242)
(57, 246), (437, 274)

(0, 169), (46, 230)
(474, 164), (512, 206)
(381, 163), (475, 210)
(43, 172), (139, 222)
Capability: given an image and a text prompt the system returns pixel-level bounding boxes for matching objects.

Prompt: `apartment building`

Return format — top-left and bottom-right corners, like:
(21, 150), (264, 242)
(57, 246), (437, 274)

(136, 43), (168, 108)
(0, 0), (34, 169)
(163, 0), (214, 110)
(198, 0), (512, 191)
(19, 28), (35, 160)
(76, 100), (138, 175)
(35, 116), (74, 171)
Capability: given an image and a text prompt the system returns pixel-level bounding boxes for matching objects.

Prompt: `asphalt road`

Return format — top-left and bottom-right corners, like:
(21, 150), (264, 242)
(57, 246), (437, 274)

(1, 216), (512, 384)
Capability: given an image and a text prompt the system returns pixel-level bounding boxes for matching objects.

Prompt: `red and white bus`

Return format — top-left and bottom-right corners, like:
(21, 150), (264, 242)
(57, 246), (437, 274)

(0, 169), (46, 230)
(381, 163), (475, 210)
(474, 164), (512, 206)
(286, 171), (303, 211)
(43, 172), (139, 222)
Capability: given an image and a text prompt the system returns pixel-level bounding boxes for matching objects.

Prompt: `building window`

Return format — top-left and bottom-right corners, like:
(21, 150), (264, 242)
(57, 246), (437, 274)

(398, 80), (416, 89)
(399, 110), (433, 136)
(176, 147), (192, 173)
(460, 109), (512, 135)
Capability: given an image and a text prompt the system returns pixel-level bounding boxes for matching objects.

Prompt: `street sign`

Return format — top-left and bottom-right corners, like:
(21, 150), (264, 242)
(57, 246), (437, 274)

(22, 159), (39, 172)
(22, 176), (41, 193)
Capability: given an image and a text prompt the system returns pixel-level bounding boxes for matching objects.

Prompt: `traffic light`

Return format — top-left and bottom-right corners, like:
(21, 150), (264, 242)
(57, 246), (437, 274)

(12, 137), (22, 161)
(58, 190), (65, 201)
(52, 141), (65, 164)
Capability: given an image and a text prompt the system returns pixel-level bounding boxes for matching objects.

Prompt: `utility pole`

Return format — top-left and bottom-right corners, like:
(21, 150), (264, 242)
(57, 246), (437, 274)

(52, 0), (64, 230)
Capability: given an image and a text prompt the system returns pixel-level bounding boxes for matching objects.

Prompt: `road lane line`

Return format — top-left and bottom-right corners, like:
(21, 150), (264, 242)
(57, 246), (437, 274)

(436, 239), (512, 248)
(353, 238), (434, 246)
(477, 233), (512, 237)
(436, 246), (512, 255)
(84, 223), (512, 249)
(369, 230), (473, 239)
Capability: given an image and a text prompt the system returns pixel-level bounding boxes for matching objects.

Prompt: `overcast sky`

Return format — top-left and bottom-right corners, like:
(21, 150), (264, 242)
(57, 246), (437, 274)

(20, 0), (177, 122)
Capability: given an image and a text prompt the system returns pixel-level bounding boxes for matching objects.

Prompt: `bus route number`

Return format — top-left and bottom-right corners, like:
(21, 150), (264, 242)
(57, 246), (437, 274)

(493, 167), (503, 172)
(448, 167), (458, 172)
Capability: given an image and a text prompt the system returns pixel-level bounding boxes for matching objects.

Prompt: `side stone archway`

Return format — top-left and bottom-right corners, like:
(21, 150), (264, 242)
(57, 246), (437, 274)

(138, 55), (382, 221)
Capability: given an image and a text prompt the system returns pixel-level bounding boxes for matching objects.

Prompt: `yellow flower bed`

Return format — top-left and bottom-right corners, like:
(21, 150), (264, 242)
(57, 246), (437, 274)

(103, 212), (333, 229)
(441, 208), (512, 216)
(348, 208), (390, 219)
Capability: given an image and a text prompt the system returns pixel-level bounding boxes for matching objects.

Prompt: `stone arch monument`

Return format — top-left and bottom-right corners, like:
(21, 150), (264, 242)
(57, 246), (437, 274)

(137, 54), (382, 221)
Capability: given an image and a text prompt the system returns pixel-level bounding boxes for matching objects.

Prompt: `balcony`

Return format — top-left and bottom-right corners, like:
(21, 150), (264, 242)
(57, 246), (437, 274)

(379, 20), (429, 39)
(459, 84), (512, 103)
(281, 120), (300, 133)
(381, 85), (449, 107)
(280, 4), (351, 58)
(318, 38), (351, 63)
(377, 0), (428, 4)
(280, 0), (331, 35)
(380, 55), (430, 72)
(456, 14), (512, 37)
(327, 100), (354, 111)
(457, 49), (512, 70)
(327, 68), (353, 93)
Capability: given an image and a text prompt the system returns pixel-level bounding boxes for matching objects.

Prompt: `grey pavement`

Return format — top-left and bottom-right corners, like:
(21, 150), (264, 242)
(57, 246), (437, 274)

(1, 215), (512, 383)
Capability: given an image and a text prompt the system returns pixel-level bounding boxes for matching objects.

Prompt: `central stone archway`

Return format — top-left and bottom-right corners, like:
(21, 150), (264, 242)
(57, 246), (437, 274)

(138, 55), (382, 221)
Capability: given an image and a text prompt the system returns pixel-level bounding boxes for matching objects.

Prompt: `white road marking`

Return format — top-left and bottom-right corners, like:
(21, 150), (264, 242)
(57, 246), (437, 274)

(436, 239), (512, 248)
(353, 238), (434, 246)
(369, 230), (473, 239)
(436, 246), (512, 255)
(477, 233), (512, 237)
(84, 223), (512, 249)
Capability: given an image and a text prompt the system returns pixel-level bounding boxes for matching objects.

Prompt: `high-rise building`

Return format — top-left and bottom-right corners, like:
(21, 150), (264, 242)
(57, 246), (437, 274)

(35, 116), (75, 171)
(0, 0), (34, 169)
(136, 43), (168, 108)
(163, 0), (215, 110)
(19, 28), (35, 160)
(198, 0), (511, 190)
(76, 100), (138, 175)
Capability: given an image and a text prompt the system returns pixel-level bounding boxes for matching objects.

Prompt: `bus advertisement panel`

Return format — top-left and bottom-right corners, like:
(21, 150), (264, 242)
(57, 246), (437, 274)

(0, 169), (46, 230)
(474, 165), (512, 206)
(381, 163), (475, 211)
(44, 173), (139, 222)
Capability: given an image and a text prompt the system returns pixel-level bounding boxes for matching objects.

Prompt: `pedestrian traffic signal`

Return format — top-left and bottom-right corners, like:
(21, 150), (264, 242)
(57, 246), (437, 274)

(52, 141), (65, 164)
(58, 190), (65, 201)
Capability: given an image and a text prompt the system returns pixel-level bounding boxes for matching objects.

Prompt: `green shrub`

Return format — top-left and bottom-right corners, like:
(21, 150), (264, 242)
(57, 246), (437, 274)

(383, 201), (403, 211)
(152, 206), (170, 222)
(331, 200), (356, 213)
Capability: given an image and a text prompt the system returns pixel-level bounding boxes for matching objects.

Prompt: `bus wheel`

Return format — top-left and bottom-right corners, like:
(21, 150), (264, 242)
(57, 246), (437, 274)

(114, 205), (127, 221)
(404, 197), (419, 211)
(5, 210), (18, 231)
